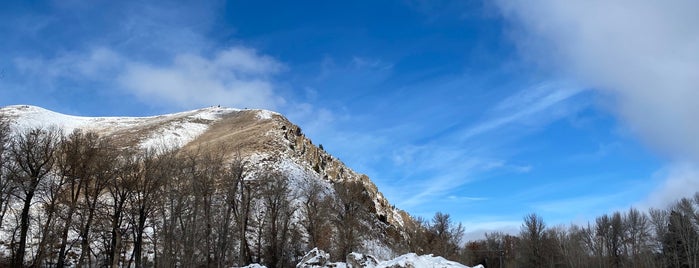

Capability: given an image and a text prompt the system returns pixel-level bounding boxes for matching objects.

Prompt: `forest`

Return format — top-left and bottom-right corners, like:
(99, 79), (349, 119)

(1, 116), (698, 268)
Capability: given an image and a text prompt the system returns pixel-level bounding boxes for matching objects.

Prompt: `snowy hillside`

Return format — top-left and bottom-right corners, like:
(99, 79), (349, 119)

(0, 104), (422, 266)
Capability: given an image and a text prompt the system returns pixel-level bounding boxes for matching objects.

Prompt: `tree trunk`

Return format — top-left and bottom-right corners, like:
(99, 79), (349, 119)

(56, 204), (77, 268)
(34, 202), (57, 267)
(133, 208), (147, 268)
(14, 190), (35, 267)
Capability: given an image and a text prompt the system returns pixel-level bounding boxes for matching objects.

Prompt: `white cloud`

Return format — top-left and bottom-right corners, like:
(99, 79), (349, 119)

(496, 0), (699, 205)
(14, 46), (286, 110)
(461, 220), (521, 241)
(642, 163), (699, 209)
(118, 47), (285, 109)
(496, 0), (699, 162)
(14, 48), (123, 90)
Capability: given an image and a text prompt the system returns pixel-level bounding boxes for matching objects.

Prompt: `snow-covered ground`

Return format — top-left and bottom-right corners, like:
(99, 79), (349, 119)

(377, 253), (480, 268)
(283, 248), (483, 268)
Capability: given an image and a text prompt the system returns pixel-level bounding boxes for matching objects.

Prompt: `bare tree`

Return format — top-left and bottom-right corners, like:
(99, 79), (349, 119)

(624, 207), (653, 267)
(128, 149), (172, 268)
(213, 156), (245, 267)
(518, 213), (546, 268)
(330, 181), (371, 260)
(8, 127), (59, 267)
(664, 198), (699, 268)
(426, 212), (464, 260)
(300, 178), (331, 251)
(563, 224), (591, 268)
(259, 171), (294, 268)
(232, 161), (256, 266)
(53, 130), (107, 268)
(75, 136), (113, 267)
(33, 155), (64, 267)
(155, 152), (181, 267)
(106, 150), (140, 268)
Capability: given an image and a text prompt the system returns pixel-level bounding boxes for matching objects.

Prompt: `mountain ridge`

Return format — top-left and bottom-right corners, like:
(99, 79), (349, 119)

(0, 104), (413, 256)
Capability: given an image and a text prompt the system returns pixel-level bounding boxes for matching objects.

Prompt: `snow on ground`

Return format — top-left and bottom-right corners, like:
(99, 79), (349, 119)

(240, 264), (268, 268)
(377, 253), (481, 268)
(361, 239), (396, 262)
(295, 248), (481, 268)
(254, 109), (279, 120)
(138, 120), (210, 150)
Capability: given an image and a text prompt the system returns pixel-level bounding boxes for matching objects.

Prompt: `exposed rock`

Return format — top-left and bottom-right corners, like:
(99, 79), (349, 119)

(297, 248), (331, 268)
(346, 252), (379, 268)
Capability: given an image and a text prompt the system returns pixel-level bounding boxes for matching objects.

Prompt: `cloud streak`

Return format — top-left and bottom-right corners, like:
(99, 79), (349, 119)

(394, 83), (584, 209)
(458, 82), (584, 141)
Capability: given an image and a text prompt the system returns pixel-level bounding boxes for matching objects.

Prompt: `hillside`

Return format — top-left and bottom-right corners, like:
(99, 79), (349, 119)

(2, 105), (407, 229)
(0, 105), (457, 267)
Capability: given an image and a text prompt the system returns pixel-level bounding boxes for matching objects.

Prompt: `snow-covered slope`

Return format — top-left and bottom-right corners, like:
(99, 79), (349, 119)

(1, 105), (242, 150)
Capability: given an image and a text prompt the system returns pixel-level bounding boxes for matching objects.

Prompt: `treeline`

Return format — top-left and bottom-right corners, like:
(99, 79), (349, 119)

(0, 121), (395, 267)
(459, 196), (699, 268)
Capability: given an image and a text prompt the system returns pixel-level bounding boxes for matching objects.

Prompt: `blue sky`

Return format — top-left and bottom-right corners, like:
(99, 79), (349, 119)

(2, 0), (698, 239)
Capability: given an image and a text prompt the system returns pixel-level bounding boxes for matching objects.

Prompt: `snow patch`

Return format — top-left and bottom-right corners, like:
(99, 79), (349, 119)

(377, 253), (479, 268)
(296, 248), (477, 268)
(240, 264), (267, 268)
(255, 109), (278, 120)
(139, 121), (209, 150)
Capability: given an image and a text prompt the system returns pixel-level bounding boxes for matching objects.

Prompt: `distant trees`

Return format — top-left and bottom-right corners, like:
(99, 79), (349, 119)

(5, 125), (699, 268)
(663, 195), (699, 268)
(458, 198), (699, 268)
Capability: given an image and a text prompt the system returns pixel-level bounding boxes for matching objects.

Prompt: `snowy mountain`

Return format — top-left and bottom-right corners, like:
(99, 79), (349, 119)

(1, 104), (407, 228)
(1, 105), (412, 255)
(0, 105), (480, 267)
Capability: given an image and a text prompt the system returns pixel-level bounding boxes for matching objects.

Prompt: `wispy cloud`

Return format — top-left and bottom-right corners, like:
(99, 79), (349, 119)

(458, 82), (584, 141)
(397, 156), (496, 208)
(351, 56), (393, 71)
(391, 82), (585, 209)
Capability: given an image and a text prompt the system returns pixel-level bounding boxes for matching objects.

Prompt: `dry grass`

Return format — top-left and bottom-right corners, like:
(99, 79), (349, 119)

(182, 110), (286, 158)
